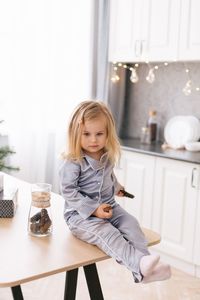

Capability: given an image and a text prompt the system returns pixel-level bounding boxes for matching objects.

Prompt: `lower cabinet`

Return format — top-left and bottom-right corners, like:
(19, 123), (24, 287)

(115, 151), (155, 228)
(194, 190), (200, 267)
(126, 151), (154, 228)
(152, 157), (199, 264)
(115, 149), (200, 275)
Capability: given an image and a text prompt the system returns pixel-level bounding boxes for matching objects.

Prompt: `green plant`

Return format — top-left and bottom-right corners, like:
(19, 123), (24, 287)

(0, 146), (20, 172)
(0, 120), (19, 172)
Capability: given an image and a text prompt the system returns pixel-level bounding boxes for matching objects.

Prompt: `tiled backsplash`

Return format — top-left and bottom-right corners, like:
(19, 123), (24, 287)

(108, 62), (200, 142)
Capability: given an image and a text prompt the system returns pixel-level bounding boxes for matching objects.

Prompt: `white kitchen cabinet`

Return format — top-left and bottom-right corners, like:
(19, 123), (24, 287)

(109, 0), (181, 62)
(179, 0), (200, 61)
(194, 189), (200, 266)
(152, 157), (199, 263)
(115, 150), (155, 228)
(109, 0), (200, 62)
(114, 154), (126, 208)
(109, 0), (145, 62)
(118, 149), (200, 275)
(145, 0), (181, 62)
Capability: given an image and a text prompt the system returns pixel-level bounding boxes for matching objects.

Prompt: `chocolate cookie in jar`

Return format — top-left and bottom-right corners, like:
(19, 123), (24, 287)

(28, 183), (53, 237)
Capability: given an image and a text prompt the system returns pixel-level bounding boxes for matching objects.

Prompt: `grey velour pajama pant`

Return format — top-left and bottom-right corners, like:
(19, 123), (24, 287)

(66, 204), (149, 282)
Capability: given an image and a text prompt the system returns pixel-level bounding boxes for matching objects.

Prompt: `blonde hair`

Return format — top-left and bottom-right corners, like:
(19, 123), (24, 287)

(63, 100), (121, 164)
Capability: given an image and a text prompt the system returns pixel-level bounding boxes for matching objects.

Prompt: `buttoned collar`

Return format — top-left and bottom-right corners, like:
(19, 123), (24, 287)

(82, 151), (108, 170)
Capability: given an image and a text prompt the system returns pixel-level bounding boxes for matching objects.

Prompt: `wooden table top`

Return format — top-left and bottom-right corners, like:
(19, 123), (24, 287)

(0, 174), (160, 287)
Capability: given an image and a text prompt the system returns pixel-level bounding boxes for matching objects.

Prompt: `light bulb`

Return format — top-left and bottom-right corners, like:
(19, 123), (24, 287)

(130, 68), (139, 83)
(146, 68), (155, 83)
(183, 80), (192, 95)
(111, 74), (120, 83)
(186, 80), (192, 87)
(183, 86), (192, 96)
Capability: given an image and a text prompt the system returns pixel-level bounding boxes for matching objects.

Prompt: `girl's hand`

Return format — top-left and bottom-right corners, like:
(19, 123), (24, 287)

(92, 203), (113, 219)
(117, 189), (135, 199)
(116, 188), (125, 197)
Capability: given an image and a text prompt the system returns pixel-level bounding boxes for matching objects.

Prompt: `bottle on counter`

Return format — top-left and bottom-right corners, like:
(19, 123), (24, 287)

(147, 110), (158, 143)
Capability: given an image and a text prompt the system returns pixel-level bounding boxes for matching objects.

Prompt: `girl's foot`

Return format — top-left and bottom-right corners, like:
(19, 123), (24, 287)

(140, 254), (160, 277)
(142, 263), (171, 284)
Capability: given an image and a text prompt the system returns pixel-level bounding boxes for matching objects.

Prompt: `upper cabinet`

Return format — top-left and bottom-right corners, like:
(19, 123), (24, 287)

(179, 0), (200, 61)
(109, 0), (145, 62)
(109, 0), (200, 62)
(146, 0), (181, 61)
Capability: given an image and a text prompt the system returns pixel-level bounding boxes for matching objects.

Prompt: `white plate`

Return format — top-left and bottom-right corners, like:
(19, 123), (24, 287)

(185, 142), (200, 152)
(164, 116), (200, 149)
(187, 116), (200, 141)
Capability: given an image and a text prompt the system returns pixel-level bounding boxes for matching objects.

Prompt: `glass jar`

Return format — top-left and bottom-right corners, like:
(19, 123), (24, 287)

(28, 183), (53, 237)
(140, 127), (151, 144)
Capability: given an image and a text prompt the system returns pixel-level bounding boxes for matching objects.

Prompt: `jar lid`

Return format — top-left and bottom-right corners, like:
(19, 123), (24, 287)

(31, 191), (51, 208)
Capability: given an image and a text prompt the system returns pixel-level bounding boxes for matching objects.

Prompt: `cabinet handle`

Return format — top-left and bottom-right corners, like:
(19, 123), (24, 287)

(191, 168), (197, 188)
(141, 40), (147, 57)
(140, 40), (143, 56)
(135, 40), (141, 57)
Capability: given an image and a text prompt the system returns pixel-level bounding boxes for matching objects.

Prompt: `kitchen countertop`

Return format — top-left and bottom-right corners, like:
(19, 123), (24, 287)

(120, 138), (200, 164)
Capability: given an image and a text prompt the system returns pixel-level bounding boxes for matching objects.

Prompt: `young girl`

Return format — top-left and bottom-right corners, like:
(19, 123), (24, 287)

(59, 100), (171, 283)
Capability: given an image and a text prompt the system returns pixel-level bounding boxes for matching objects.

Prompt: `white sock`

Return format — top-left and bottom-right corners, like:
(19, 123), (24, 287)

(140, 254), (160, 277)
(142, 263), (171, 284)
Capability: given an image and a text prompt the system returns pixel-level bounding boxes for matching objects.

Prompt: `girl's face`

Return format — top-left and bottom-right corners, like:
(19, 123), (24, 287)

(81, 116), (107, 160)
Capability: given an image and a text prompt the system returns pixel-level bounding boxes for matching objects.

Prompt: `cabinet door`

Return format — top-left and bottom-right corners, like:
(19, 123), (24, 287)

(114, 154), (126, 208)
(146, 0), (180, 61)
(122, 151), (155, 228)
(194, 189), (200, 266)
(179, 0), (200, 60)
(152, 157), (199, 263)
(109, 0), (145, 62)
(109, 0), (181, 62)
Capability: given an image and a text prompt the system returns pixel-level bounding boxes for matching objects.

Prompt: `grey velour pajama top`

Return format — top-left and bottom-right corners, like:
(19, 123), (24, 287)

(59, 152), (121, 221)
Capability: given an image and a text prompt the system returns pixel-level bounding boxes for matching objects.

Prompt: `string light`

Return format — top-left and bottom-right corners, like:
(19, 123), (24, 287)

(111, 61), (200, 96)
(182, 63), (200, 96)
(110, 62), (139, 83)
(146, 64), (155, 83)
(111, 64), (120, 82)
(130, 67), (139, 83)
(183, 80), (192, 96)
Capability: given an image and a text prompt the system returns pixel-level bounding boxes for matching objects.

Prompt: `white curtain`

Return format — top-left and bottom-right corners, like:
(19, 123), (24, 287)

(0, 0), (93, 191)
(91, 0), (110, 102)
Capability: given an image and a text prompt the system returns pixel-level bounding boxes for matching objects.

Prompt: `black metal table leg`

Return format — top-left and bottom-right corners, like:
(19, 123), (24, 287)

(83, 263), (104, 300)
(11, 285), (24, 300)
(64, 268), (79, 300)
